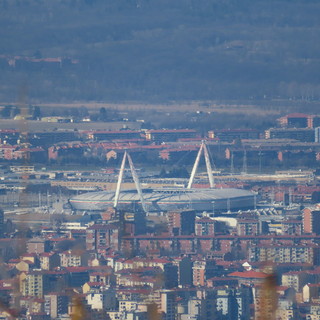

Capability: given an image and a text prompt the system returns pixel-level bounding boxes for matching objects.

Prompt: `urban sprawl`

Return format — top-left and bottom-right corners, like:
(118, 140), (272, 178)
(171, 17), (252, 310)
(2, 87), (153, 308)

(1, 110), (320, 319)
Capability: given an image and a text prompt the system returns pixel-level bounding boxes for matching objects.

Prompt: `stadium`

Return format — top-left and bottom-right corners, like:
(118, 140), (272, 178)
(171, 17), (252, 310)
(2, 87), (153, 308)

(69, 187), (255, 213)
(69, 142), (256, 213)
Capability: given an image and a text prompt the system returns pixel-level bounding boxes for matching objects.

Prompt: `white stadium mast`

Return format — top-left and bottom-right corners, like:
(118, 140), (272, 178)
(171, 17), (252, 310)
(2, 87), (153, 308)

(187, 141), (215, 189)
(113, 151), (147, 212)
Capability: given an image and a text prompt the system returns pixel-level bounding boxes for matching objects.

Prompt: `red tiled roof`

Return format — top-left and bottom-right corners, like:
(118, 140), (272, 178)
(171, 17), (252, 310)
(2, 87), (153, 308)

(85, 282), (102, 287)
(276, 286), (289, 291)
(0, 129), (19, 133)
(44, 270), (68, 275)
(0, 280), (13, 290)
(49, 237), (74, 242)
(306, 283), (320, 287)
(39, 252), (55, 257)
(207, 276), (236, 281)
(90, 271), (112, 276)
(8, 259), (20, 263)
(82, 130), (140, 134)
(65, 267), (90, 272)
(285, 113), (310, 118)
(21, 253), (38, 257)
(160, 146), (198, 152)
(87, 224), (118, 230)
(147, 129), (197, 133)
(228, 271), (268, 279)
(116, 288), (151, 295)
(213, 129), (259, 133)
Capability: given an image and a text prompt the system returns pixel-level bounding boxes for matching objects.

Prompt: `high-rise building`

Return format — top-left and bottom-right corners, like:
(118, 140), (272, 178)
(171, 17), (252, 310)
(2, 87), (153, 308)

(160, 290), (176, 320)
(215, 286), (251, 320)
(192, 260), (217, 287)
(86, 223), (119, 251)
(44, 293), (69, 318)
(59, 250), (83, 267)
(86, 289), (117, 311)
(303, 207), (320, 234)
(237, 219), (260, 236)
(27, 238), (51, 254)
(178, 257), (193, 286)
(195, 217), (215, 236)
(163, 264), (178, 289)
(20, 271), (49, 298)
(0, 208), (4, 238)
(315, 127), (320, 143)
(168, 210), (196, 236)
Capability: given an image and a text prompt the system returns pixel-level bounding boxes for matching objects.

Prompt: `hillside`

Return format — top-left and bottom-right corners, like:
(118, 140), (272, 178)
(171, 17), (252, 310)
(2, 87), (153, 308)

(1, 0), (320, 104)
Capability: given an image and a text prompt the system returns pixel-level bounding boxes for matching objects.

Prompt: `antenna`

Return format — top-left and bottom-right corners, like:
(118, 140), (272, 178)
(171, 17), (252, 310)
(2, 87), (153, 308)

(187, 141), (215, 189)
(254, 193), (257, 210)
(258, 150), (262, 174)
(113, 151), (147, 212)
(289, 187), (292, 207)
(242, 149), (248, 174)
(270, 187), (275, 205)
(230, 151), (234, 175)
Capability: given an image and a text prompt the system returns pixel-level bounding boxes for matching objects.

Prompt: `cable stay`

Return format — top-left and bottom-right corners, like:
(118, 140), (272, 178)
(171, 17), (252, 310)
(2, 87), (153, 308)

(113, 151), (147, 212)
(187, 141), (215, 189)
(113, 151), (127, 209)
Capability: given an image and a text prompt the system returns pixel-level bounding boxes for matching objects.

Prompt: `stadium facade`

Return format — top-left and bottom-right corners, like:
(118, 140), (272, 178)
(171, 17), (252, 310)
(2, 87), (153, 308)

(69, 142), (256, 213)
(69, 187), (255, 212)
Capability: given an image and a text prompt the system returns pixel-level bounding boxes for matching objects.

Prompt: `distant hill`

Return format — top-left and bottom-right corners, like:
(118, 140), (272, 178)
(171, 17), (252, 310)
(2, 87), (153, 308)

(0, 0), (320, 103)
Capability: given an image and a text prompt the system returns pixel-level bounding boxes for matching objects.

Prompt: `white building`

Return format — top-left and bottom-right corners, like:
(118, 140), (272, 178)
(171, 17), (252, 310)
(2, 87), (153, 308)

(86, 289), (117, 311)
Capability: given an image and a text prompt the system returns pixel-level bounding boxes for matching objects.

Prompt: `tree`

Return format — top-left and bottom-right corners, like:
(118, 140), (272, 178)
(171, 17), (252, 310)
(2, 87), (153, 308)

(99, 107), (107, 121)
(159, 167), (167, 177)
(33, 50), (42, 59)
(55, 239), (75, 252)
(0, 106), (12, 118)
(311, 191), (320, 204)
(11, 106), (20, 118)
(32, 106), (41, 120)
(78, 106), (89, 118)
